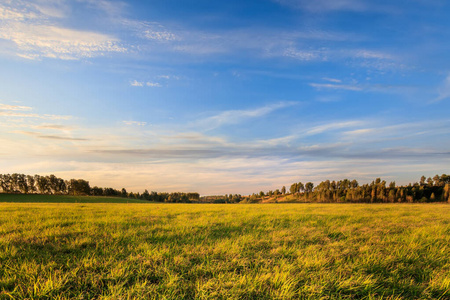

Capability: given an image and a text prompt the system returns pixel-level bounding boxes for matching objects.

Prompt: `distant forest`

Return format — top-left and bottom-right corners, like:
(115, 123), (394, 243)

(0, 173), (199, 203)
(0, 173), (449, 204)
(248, 174), (450, 203)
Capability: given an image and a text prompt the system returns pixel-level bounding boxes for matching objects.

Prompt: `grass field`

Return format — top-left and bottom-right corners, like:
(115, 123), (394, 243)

(0, 193), (148, 203)
(1, 202), (450, 299)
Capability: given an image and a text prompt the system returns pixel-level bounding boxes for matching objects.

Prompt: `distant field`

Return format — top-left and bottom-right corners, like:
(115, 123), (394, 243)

(1, 203), (450, 299)
(0, 193), (148, 203)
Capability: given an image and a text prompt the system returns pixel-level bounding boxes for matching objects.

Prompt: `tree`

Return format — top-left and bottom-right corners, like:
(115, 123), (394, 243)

(433, 175), (441, 186)
(121, 188), (127, 198)
(35, 175), (49, 194)
(281, 186), (286, 195)
(26, 175), (36, 193)
(17, 174), (28, 193)
(305, 182), (314, 193)
(48, 174), (59, 194)
(68, 179), (91, 196)
(290, 183), (297, 194)
(0, 174), (11, 193)
(420, 175), (426, 185)
(142, 189), (150, 200)
(91, 186), (104, 196)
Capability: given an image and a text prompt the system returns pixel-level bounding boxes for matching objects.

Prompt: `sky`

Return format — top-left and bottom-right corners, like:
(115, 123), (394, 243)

(1, 0), (450, 195)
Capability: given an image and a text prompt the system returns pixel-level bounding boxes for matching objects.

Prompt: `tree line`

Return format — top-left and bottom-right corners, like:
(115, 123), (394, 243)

(250, 174), (450, 203)
(2, 172), (449, 204)
(0, 173), (199, 203)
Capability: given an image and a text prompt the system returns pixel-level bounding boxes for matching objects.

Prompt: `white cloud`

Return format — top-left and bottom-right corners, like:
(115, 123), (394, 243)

(196, 102), (299, 130)
(146, 82), (162, 87)
(0, 103), (32, 111)
(322, 77), (342, 83)
(309, 83), (362, 91)
(1, 24), (126, 60)
(354, 50), (393, 60)
(36, 124), (73, 131)
(0, 1), (126, 60)
(283, 47), (322, 61)
(433, 74), (450, 103)
(130, 80), (144, 87)
(157, 75), (180, 80)
(274, 0), (369, 12)
(121, 19), (178, 42)
(144, 29), (177, 42)
(305, 120), (364, 136)
(0, 7), (34, 21)
(0, 111), (71, 120)
(0, 102), (71, 121)
(130, 80), (162, 87)
(78, 0), (127, 18)
(123, 121), (147, 126)
(29, 1), (69, 19)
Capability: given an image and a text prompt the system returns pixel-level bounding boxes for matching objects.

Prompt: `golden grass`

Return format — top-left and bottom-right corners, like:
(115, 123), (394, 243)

(1, 202), (450, 299)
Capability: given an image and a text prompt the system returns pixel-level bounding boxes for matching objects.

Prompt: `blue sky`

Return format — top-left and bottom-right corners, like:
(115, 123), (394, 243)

(1, 0), (449, 195)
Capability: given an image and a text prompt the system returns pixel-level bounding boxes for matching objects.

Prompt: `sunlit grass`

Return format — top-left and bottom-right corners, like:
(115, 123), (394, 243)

(0, 193), (148, 203)
(1, 202), (450, 299)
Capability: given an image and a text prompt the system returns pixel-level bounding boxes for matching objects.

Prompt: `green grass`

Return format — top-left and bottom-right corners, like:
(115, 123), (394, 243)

(1, 202), (450, 299)
(0, 193), (148, 203)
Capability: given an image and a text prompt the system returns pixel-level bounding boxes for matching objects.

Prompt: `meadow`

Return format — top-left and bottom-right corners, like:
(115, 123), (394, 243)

(1, 201), (450, 299)
(0, 193), (148, 204)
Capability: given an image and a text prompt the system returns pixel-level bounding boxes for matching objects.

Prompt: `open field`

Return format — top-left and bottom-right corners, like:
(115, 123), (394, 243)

(1, 202), (450, 299)
(0, 193), (148, 203)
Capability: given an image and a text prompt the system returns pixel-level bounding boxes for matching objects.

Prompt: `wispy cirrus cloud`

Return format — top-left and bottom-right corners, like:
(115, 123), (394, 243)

(195, 101), (299, 130)
(14, 130), (89, 141)
(0, 102), (72, 120)
(130, 80), (144, 87)
(309, 83), (363, 91)
(146, 82), (161, 87)
(0, 111), (72, 120)
(283, 47), (323, 61)
(130, 80), (162, 87)
(35, 124), (73, 131)
(0, 1), (126, 60)
(123, 121), (147, 126)
(432, 74), (450, 103)
(274, 0), (370, 12)
(0, 103), (32, 111)
(305, 120), (365, 136)
(323, 77), (342, 83)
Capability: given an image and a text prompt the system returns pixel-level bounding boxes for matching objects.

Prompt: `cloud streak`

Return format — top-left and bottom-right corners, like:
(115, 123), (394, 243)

(309, 83), (363, 91)
(433, 74), (450, 103)
(15, 130), (89, 141)
(0, 111), (71, 120)
(274, 0), (372, 12)
(123, 121), (147, 126)
(130, 80), (162, 87)
(195, 102), (299, 130)
(0, 103), (32, 111)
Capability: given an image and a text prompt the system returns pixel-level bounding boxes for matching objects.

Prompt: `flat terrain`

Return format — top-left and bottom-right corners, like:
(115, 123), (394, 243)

(0, 193), (148, 203)
(1, 202), (450, 299)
